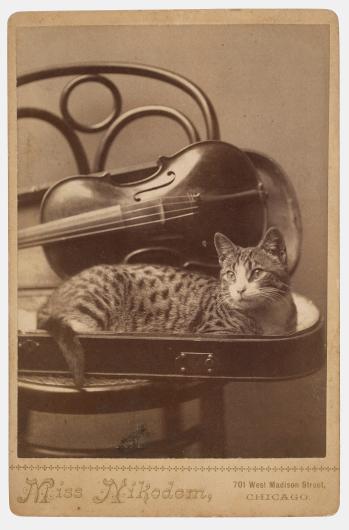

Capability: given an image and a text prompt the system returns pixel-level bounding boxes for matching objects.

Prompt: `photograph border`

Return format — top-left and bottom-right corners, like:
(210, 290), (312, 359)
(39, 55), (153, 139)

(8, 8), (339, 516)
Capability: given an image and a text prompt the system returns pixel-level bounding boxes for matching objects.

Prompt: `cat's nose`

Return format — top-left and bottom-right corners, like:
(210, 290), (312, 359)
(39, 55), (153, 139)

(237, 287), (246, 295)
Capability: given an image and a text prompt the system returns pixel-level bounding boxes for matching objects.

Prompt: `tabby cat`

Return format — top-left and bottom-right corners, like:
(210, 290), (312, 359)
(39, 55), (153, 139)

(38, 227), (297, 387)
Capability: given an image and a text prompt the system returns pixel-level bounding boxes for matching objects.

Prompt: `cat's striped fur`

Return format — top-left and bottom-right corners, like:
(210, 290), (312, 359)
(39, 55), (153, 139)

(38, 228), (297, 387)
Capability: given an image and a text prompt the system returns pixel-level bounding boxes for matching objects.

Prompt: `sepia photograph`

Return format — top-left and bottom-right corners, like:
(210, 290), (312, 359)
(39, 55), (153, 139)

(9, 9), (339, 517)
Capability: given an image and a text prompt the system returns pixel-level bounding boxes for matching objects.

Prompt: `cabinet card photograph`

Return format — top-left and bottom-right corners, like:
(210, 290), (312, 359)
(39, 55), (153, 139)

(9, 9), (339, 516)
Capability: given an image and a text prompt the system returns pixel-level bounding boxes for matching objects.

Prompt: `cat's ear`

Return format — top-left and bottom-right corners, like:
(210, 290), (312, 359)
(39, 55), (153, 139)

(260, 227), (287, 265)
(214, 232), (238, 264)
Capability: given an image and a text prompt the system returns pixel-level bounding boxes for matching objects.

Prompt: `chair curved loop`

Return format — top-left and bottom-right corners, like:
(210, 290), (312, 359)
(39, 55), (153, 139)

(17, 62), (220, 177)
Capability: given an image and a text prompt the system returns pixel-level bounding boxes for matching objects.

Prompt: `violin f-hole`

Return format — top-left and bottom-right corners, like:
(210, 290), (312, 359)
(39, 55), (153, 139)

(133, 170), (176, 202)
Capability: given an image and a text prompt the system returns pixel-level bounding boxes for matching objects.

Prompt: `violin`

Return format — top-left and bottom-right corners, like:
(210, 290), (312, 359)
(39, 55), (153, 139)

(18, 140), (269, 277)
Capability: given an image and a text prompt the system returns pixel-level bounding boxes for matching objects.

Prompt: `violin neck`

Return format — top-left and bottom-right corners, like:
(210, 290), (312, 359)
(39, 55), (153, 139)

(18, 196), (199, 249)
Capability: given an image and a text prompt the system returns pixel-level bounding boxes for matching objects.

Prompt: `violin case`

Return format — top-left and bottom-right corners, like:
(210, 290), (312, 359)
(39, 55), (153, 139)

(16, 64), (325, 457)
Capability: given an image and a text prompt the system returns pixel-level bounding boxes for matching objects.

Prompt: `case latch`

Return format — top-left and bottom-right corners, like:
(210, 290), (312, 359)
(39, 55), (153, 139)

(18, 337), (40, 354)
(174, 352), (218, 376)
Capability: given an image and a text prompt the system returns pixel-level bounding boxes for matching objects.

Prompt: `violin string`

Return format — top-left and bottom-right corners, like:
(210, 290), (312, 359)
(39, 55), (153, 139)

(122, 196), (199, 212)
(19, 196), (198, 241)
(25, 188), (258, 242)
(19, 203), (200, 247)
(18, 186), (263, 249)
(35, 206), (199, 243)
(20, 203), (199, 242)
(19, 209), (199, 247)
(18, 196), (199, 245)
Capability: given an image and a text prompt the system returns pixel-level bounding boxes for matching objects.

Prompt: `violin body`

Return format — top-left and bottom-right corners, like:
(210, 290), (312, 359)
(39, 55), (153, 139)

(21, 141), (268, 277)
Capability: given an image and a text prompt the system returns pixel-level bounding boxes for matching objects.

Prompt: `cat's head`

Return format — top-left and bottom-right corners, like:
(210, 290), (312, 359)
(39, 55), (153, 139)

(214, 227), (290, 310)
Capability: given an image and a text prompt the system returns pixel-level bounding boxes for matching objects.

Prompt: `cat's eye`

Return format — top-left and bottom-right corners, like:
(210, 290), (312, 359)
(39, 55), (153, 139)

(250, 268), (263, 280)
(225, 270), (236, 281)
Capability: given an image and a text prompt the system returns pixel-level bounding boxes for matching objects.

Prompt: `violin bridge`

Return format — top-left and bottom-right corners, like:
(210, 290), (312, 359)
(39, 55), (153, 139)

(159, 199), (165, 225)
(187, 191), (200, 202)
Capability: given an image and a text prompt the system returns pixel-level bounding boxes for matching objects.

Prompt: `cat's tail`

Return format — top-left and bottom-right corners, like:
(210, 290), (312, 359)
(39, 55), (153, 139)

(38, 309), (85, 389)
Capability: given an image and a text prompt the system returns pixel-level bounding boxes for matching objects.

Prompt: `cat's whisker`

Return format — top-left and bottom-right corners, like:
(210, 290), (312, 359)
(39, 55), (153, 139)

(273, 278), (291, 288)
(258, 291), (289, 306)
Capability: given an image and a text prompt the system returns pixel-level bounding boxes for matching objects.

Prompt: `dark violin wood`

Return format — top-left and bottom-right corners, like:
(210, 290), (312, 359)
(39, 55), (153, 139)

(18, 141), (267, 277)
